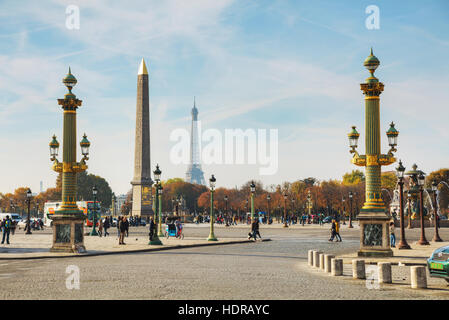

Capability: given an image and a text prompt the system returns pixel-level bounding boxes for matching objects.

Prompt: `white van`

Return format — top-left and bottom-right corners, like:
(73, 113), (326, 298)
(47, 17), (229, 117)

(0, 213), (22, 224)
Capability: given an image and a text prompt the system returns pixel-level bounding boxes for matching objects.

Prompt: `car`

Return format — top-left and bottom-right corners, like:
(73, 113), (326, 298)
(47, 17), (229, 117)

(323, 216), (333, 224)
(427, 245), (449, 283)
(17, 219), (27, 229)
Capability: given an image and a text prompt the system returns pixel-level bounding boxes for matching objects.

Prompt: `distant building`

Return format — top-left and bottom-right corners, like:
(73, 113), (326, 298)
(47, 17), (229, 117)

(116, 194), (127, 214)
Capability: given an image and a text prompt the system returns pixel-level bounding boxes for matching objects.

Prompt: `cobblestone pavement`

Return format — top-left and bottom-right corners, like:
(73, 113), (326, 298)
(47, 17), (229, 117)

(0, 224), (448, 299)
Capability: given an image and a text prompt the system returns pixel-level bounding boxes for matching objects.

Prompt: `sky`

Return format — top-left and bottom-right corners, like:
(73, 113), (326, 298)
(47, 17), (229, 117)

(0, 0), (448, 196)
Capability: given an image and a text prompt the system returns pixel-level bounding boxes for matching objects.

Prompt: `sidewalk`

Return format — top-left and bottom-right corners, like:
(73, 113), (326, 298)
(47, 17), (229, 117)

(338, 241), (449, 266)
(0, 233), (269, 260)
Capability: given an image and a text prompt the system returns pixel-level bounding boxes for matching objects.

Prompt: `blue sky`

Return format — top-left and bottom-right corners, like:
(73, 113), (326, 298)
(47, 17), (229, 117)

(0, 0), (448, 195)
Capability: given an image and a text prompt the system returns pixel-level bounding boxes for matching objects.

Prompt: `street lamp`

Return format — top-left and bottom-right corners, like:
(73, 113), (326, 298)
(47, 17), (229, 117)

(431, 180), (443, 242)
(158, 185), (164, 237)
(396, 160), (410, 249)
(417, 171), (429, 245)
(407, 191), (413, 229)
(49, 68), (89, 253)
(208, 175), (218, 241)
(307, 190), (312, 218)
(283, 192), (288, 228)
(90, 185), (98, 236)
(149, 164), (163, 245)
(347, 49), (398, 257)
(250, 181), (256, 221)
(224, 195), (229, 226)
(348, 192), (353, 228)
(342, 196), (346, 225)
(26, 189), (32, 235)
(267, 194), (271, 224)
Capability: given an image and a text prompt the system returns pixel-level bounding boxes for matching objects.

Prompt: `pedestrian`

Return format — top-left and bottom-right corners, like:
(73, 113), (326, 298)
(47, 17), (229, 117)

(248, 218), (258, 241)
(254, 218), (261, 239)
(123, 216), (129, 237)
(103, 216), (110, 236)
(335, 219), (342, 242)
(39, 219), (44, 230)
(10, 219), (16, 235)
(1, 216), (11, 244)
(119, 216), (126, 245)
(148, 217), (155, 241)
(117, 216), (122, 238)
(98, 218), (103, 237)
(389, 221), (396, 248)
(328, 219), (337, 242)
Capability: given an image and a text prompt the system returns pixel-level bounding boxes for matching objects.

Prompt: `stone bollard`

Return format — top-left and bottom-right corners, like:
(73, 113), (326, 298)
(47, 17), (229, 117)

(313, 251), (323, 268)
(324, 254), (335, 273)
(308, 250), (314, 267)
(352, 259), (366, 279)
(410, 266), (427, 289)
(378, 262), (392, 284)
(319, 253), (325, 270)
(331, 258), (343, 276)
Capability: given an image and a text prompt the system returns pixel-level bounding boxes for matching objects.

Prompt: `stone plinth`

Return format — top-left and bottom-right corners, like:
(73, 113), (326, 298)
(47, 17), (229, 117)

(378, 262), (392, 283)
(411, 266), (427, 289)
(357, 212), (393, 257)
(352, 259), (366, 279)
(50, 213), (85, 253)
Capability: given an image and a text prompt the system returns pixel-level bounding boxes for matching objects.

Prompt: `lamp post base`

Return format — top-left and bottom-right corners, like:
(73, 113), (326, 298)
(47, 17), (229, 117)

(398, 241), (411, 250)
(207, 234), (218, 241)
(149, 237), (163, 245)
(433, 236), (443, 242)
(50, 213), (86, 253)
(417, 239), (430, 245)
(358, 211), (394, 257)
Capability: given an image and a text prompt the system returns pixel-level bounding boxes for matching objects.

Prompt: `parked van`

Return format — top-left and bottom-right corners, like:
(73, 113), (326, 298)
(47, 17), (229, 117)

(0, 213), (22, 224)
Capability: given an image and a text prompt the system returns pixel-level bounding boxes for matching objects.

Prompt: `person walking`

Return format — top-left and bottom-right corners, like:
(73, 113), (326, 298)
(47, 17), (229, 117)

(1, 216), (11, 244)
(117, 216), (122, 239)
(389, 221), (396, 248)
(248, 218), (258, 241)
(123, 216), (129, 238)
(148, 217), (155, 241)
(98, 218), (103, 237)
(335, 219), (342, 242)
(103, 216), (110, 237)
(254, 218), (261, 239)
(328, 219), (337, 242)
(119, 216), (126, 245)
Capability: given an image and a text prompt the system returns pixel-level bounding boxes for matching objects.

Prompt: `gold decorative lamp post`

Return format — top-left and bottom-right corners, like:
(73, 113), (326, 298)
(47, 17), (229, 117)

(49, 68), (90, 253)
(207, 174), (218, 241)
(348, 49), (398, 257)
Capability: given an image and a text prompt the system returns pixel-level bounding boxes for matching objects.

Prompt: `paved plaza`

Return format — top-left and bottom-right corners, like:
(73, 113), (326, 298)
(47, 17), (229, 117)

(1, 223), (448, 300)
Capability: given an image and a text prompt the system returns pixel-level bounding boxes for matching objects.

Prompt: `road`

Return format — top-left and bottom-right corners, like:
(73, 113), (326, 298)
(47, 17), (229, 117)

(1, 223), (448, 299)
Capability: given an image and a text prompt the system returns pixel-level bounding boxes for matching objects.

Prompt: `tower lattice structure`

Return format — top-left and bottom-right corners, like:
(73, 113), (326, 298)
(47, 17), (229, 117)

(186, 97), (206, 185)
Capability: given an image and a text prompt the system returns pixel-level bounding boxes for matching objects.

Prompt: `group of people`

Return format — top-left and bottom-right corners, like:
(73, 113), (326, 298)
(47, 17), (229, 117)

(117, 216), (129, 245)
(329, 219), (342, 242)
(97, 216), (112, 237)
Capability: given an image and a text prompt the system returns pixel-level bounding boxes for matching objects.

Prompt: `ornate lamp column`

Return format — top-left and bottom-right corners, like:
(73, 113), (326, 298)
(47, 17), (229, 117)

(342, 196), (346, 225)
(417, 172), (430, 245)
(224, 195), (229, 226)
(207, 175), (218, 241)
(348, 192), (354, 228)
(26, 189), (32, 235)
(307, 190), (312, 217)
(431, 180), (443, 242)
(90, 186), (98, 236)
(348, 49), (398, 257)
(49, 68), (90, 253)
(158, 186), (164, 237)
(283, 192), (288, 228)
(250, 181), (256, 221)
(149, 164), (163, 245)
(267, 194), (271, 224)
(396, 160), (410, 249)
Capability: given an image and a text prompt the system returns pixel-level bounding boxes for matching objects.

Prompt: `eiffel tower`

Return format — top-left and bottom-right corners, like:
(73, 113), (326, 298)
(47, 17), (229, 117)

(185, 97), (206, 185)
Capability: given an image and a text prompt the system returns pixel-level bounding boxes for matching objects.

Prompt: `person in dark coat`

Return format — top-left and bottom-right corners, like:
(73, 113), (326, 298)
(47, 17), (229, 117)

(148, 217), (155, 241)
(103, 217), (110, 237)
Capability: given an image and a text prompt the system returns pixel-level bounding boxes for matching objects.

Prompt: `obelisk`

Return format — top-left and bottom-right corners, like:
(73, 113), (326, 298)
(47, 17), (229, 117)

(131, 58), (153, 219)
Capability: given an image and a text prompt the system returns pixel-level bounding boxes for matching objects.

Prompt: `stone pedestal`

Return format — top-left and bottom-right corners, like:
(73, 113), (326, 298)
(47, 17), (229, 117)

(357, 212), (393, 257)
(50, 213), (86, 253)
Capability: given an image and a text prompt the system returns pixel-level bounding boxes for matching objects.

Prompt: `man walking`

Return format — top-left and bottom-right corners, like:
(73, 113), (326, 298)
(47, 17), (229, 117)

(123, 216), (129, 237)
(119, 216), (127, 245)
(1, 216), (12, 244)
(148, 217), (155, 241)
(103, 216), (110, 237)
(117, 216), (122, 239)
(335, 219), (342, 242)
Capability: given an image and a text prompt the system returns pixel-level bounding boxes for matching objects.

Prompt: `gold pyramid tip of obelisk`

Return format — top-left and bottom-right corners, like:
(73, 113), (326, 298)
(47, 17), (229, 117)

(138, 58), (148, 75)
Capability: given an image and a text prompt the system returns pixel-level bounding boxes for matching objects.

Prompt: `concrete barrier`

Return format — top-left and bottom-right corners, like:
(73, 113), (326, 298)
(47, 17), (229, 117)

(313, 251), (323, 268)
(331, 258), (343, 276)
(378, 262), (392, 284)
(410, 266), (427, 289)
(308, 250), (314, 266)
(352, 259), (366, 279)
(324, 254), (335, 273)
(319, 253), (325, 270)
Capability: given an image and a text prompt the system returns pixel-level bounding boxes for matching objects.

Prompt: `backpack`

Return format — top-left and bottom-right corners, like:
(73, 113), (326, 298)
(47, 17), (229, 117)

(4, 220), (10, 229)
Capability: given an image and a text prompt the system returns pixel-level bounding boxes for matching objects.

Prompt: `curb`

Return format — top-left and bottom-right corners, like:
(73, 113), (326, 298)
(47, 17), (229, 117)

(0, 238), (271, 261)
